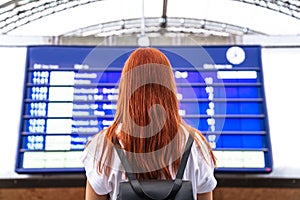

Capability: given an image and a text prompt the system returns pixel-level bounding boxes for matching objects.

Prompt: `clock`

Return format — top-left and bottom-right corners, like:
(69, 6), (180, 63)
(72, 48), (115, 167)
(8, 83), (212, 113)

(226, 46), (246, 65)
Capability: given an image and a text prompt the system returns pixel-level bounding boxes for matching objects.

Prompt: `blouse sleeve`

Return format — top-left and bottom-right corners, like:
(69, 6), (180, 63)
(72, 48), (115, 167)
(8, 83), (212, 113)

(81, 134), (112, 195)
(183, 136), (217, 195)
(193, 144), (217, 194)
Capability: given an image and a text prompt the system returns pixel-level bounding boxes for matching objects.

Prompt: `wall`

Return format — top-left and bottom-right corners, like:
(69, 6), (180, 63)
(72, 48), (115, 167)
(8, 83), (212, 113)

(261, 47), (300, 178)
(0, 47), (28, 179)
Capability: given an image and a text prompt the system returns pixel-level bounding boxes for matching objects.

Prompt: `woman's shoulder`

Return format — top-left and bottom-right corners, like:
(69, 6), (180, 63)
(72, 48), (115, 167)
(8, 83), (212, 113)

(180, 124), (215, 167)
(84, 130), (109, 157)
(88, 129), (107, 144)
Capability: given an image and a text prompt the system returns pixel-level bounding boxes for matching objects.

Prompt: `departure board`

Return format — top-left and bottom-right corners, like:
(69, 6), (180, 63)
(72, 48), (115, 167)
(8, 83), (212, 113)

(16, 45), (273, 173)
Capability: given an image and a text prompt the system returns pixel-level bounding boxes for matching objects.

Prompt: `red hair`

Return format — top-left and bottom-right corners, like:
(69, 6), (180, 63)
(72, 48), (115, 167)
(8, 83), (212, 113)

(93, 47), (215, 180)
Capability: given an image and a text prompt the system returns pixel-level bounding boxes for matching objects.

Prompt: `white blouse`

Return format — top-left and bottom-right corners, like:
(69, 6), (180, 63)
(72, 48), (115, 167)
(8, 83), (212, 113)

(81, 125), (217, 200)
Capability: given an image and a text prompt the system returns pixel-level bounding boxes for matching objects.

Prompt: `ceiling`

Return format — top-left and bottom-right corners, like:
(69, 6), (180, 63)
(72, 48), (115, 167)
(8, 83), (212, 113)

(0, 0), (299, 37)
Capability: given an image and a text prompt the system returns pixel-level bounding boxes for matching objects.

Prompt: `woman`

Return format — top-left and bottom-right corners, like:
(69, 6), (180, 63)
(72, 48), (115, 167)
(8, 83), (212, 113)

(82, 47), (217, 200)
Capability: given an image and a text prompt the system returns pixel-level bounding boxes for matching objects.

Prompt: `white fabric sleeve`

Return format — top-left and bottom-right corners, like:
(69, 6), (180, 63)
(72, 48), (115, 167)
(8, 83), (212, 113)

(183, 137), (217, 197)
(81, 133), (112, 195)
(82, 148), (112, 195)
(81, 133), (125, 199)
(193, 145), (217, 194)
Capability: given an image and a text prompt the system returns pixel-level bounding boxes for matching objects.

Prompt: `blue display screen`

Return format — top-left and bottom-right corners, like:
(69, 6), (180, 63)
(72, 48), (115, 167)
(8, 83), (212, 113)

(16, 45), (272, 173)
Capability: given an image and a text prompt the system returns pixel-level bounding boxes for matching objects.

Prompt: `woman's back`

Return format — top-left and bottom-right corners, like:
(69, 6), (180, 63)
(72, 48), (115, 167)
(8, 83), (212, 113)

(82, 47), (217, 200)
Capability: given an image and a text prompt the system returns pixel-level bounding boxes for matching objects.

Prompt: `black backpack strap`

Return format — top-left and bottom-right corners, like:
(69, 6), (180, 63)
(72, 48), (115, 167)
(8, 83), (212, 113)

(115, 134), (194, 200)
(114, 144), (136, 181)
(175, 134), (194, 179)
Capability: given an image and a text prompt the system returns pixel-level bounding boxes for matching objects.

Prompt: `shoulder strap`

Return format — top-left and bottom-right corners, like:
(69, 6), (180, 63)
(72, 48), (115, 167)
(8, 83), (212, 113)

(115, 134), (194, 200)
(115, 143), (136, 181)
(176, 134), (194, 179)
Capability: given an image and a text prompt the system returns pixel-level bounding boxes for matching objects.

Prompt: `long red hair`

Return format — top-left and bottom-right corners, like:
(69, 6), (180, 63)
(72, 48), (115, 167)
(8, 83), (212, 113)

(93, 47), (215, 180)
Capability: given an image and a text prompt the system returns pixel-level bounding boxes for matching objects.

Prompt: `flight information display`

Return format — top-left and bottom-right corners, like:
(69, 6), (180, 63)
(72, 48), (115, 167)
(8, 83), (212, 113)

(16, 45), (273, 173)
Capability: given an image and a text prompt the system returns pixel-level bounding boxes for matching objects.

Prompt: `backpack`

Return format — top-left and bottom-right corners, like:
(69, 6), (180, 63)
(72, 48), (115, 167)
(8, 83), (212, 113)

(115, 135), (195, 200)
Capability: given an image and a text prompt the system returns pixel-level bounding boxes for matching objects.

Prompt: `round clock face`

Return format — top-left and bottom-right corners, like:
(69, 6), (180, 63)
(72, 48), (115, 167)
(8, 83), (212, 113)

(226, 46), (246, 65)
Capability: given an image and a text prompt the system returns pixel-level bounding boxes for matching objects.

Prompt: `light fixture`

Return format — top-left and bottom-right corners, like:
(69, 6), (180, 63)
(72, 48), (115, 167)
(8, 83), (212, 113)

(179, 18), (185, 25)
(137, 35), (150, 47)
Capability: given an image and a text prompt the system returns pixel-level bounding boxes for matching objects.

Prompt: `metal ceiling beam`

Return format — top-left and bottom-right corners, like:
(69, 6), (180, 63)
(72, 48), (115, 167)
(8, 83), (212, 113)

(232, 0), (300, 19)
(62, 17), (263, 37)
(160, 0), (168, 28)
(0, 0), (100, 34)
(0, 0), (16, 9)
